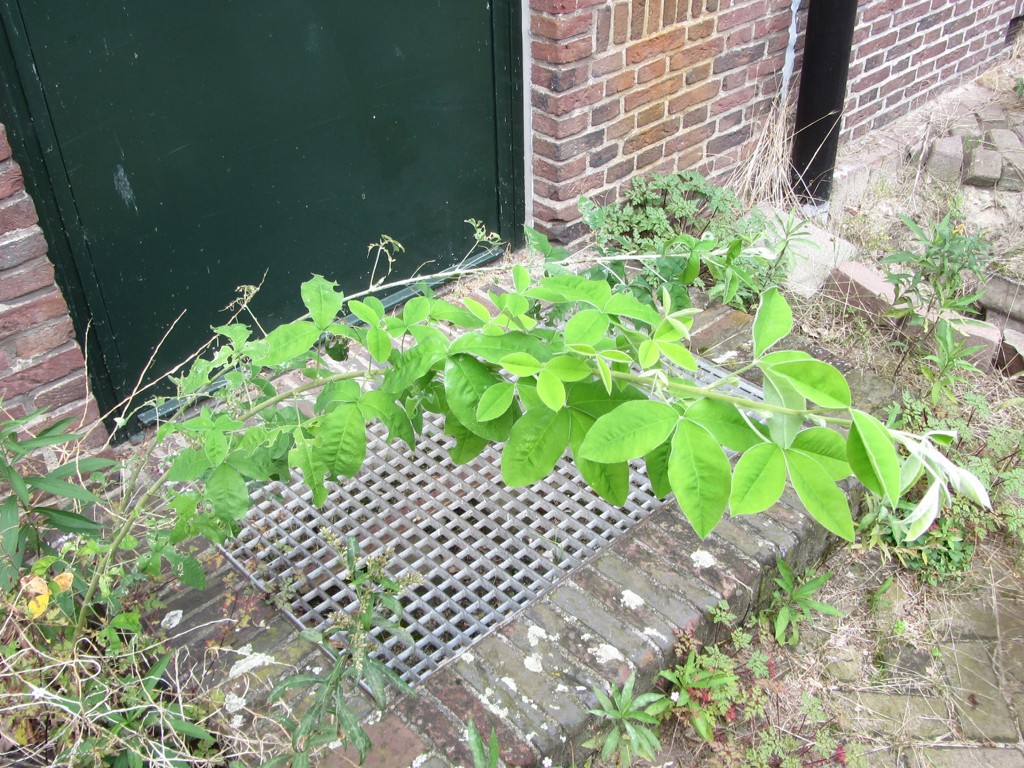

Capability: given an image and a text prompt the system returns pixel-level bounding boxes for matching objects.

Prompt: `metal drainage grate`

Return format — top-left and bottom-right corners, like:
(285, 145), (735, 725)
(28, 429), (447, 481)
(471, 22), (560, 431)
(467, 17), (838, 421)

(221, 359), (762, 684)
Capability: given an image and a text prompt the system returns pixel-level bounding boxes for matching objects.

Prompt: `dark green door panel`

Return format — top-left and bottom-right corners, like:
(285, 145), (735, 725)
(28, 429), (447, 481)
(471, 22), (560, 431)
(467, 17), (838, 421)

(2, 2), (521, 405)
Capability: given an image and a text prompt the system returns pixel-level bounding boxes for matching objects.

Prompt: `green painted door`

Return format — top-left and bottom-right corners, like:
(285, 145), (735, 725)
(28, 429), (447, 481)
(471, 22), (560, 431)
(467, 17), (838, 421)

(1, 2), (521, 410)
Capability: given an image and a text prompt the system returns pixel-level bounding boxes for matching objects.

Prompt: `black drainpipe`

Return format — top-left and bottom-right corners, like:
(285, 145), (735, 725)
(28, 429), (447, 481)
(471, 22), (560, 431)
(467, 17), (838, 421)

(791, 0), (859, 206)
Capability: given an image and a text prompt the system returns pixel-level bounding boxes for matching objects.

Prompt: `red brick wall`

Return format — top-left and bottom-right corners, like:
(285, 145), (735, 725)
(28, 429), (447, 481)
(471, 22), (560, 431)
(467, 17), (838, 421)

(528, 0), (1019, 244)
(843, 0), (1017, 142)
(0, 124), (104, 440)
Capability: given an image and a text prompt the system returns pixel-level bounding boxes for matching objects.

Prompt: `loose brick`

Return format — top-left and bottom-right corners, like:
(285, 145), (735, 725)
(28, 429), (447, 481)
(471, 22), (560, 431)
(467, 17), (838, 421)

(630, 0), (645, 39)
(612, 2), (630, 44)
(604, 156), (636, 182)
(717, 0), (767, 32)
(685, 62), (712, 84)
(589, 143), (619, 167)
(667, 79), (720, 114)
(687, 17), (714, 40)
(636, 143), (666, 169)
(605, 114), (636, 140)
(14, 316), (76, 361)
(0, 192), (38, 236)
(533, 154), (588, 183)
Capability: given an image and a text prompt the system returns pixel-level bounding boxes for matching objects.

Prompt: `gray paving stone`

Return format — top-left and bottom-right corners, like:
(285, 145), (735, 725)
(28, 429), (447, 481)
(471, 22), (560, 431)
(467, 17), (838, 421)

(942, 641), (1018, 743)
(838, 692), (951, 741)
(910, 747), (1024, 767)
(963, 147), (1002, 186)
(926, 136), (965, 182)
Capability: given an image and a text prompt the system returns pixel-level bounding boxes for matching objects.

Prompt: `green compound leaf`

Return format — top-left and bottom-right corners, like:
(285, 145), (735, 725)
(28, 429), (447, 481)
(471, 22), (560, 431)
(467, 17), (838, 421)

(358, 390), (415, 449)
(730, 442), (786, 515)
(315, 403), (366, 479)
(752, 287), (793, 357)
(476, 382), (516, 422)
(767, 359), (851, 409)
(253, 321), (321, 367)
(785, 450), (854, 541)
(790, 427), (851, 481)
(536, 369), (567, 411)
(501, 408), (571, 487)
(563, 309), (610, 346)
(544, 355), (592, 383)
(444, 412), (489, 465)
(203, 464), (250, 521)
(300, 274), (344, 330)
(290, 431), (327, 506)
(501, 352), (542, 377)
(448, 331), (551, 365)
(762, 371), (804, 449)
(569, 411), (629, 506)
(366, 327), (392, 364)
(685, 398), (762, 452)
(668, 420), (731, 538)
(645, 443), (672, 499)
(578, 401), (679, 463)
(445, 355), (515, 442)
(847, 410), (901, 506)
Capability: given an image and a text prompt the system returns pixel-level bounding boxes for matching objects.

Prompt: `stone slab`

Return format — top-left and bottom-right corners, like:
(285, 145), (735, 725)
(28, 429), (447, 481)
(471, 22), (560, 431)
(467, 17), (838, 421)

(910, 747), (1024, 767)
(838, 692), (951, 740)
(963, 147), (1002, 186)
(926, 136), (965, 183)
(322, 715), (426, 768)
(997, 328), (1024, 376)
(942, 641), (1018, 743)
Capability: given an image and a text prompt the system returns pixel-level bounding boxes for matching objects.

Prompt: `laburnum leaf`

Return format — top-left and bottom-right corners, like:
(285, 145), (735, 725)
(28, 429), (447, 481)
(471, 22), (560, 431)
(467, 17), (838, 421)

(846, 410), (901, 506)
(668, 420), (731, 537)
(785, 450), (855, 541)
(476, 382), (516, 422)
(730, 442), (785, 515)
(751, 287), (793, 357)
(444, 355), (515, 442)
(501, 408), (571, 487)
(569, 411), (630, 506)
(315, 403), (366, 479)
(685, 398), (762, 452)
(578, 401), (678, 463)
(790, 427), (851, 481)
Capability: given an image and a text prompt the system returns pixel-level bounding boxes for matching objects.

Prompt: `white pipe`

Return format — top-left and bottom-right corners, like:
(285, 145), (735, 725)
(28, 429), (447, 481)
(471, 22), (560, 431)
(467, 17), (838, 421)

(779, 0), (802, 104)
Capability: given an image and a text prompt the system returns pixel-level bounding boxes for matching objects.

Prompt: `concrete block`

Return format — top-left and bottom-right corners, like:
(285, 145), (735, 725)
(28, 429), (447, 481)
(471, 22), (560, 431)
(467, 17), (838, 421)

(985, 128), (1023, 153)
(775, 215), (858, 299)
(825, 261), (897, 317)
(925, 136), (964, 183)
(975, 104), (1007, 133)
(982, 274), (1024, 323)
(962, 147), (1002, 187)
(942, 641), (1019, 743)
(910, 748), (1024, 768)
(953, 317), (1002, 372)
(998, 327), (1024, 376)
(949, 114), (982, 140)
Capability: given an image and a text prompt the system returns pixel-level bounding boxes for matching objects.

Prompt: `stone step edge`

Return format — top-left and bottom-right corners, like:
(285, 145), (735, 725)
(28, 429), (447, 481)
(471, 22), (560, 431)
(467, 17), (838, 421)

(371, 481), (861, 768)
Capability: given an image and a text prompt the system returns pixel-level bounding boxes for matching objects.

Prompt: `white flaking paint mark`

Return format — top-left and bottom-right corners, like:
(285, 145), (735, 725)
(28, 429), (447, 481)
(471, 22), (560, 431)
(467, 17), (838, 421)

(227, 645), (277, 679)
(644, 627), (668, 643)
(481, 688), (509, 718)
(712, 350), (738, 364)
(524, 654), (544, 673)
(556, 684), (569, 693)
(113, 164), (138, 212)
(621, 589), (645, 609)
(160, 610), (183, 629)
(461, 652), (475, 664)
(590, 643), (625, 665)
(502, 676), (518, 692)
(527, 625), (550, 647)
(691, 550), (717, 569)
(410, 755), (429, 768)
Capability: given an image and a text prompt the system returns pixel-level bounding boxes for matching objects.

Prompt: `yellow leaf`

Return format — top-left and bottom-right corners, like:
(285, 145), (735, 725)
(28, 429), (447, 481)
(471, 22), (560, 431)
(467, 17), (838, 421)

(52, 572), (74, 593)
(27, 592), (49, 619)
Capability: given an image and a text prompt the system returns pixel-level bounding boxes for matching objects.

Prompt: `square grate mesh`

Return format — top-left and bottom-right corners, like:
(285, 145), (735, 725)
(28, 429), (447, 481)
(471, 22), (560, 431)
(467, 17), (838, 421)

(221, 359), (762, 684)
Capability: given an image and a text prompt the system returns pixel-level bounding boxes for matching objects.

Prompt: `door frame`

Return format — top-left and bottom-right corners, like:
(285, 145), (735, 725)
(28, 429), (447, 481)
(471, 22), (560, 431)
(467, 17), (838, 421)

(0, 1), (524, 420)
